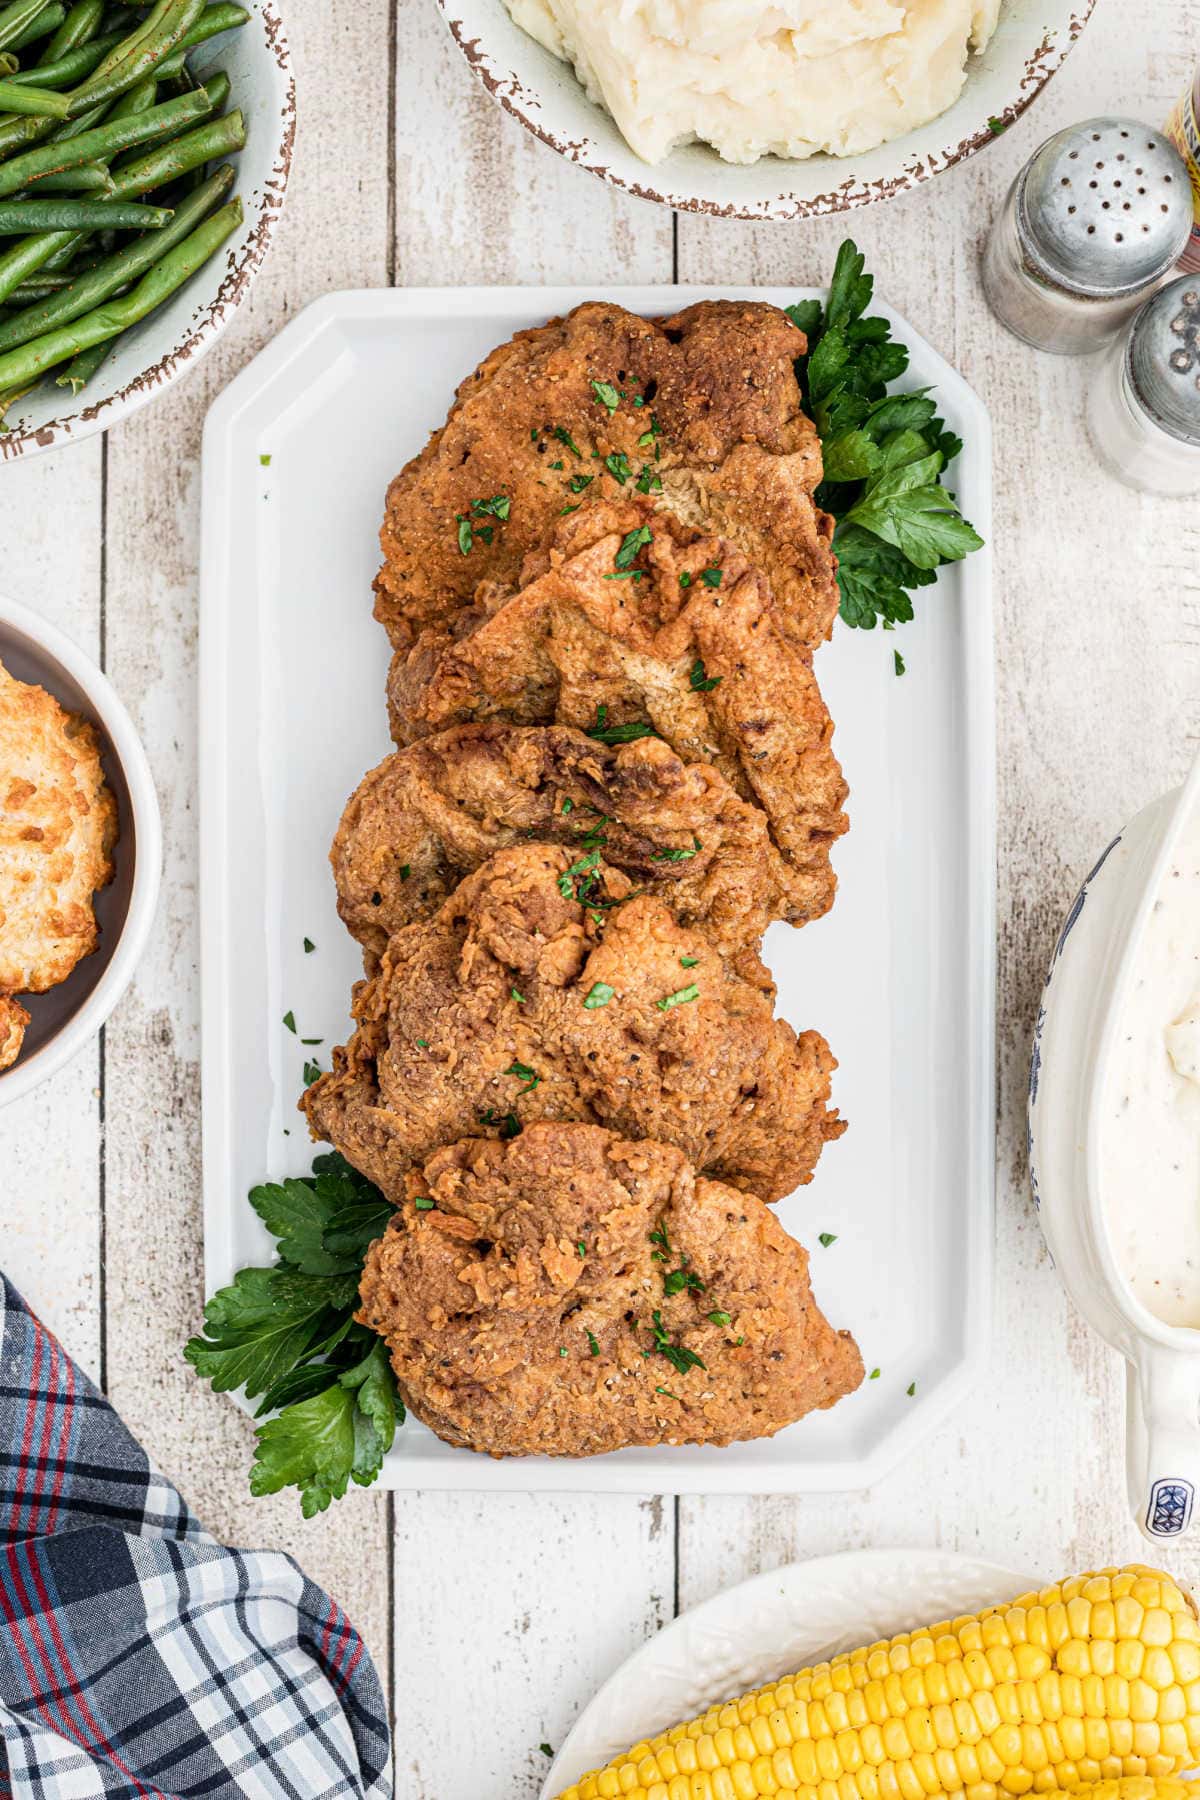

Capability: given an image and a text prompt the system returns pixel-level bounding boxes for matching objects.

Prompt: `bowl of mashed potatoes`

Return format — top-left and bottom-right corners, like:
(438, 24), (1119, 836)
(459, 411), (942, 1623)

(438, 0), (1094, 219)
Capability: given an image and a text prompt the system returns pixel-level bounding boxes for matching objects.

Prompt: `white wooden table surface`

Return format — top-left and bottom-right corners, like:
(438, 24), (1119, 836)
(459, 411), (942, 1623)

(3, 1), (1200, 1793)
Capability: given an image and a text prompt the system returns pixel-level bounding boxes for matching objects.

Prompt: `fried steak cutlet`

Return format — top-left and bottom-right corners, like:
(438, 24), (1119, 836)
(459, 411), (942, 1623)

(375, 299), (839, 658)
(357, 1122), (864, 1458)
(305, 843), (844, 1204)
(0, 993), (30, 1072)
(0, 658), (117, 1061)
(387, 498), (847, 921)
(332, 720), (830, 964)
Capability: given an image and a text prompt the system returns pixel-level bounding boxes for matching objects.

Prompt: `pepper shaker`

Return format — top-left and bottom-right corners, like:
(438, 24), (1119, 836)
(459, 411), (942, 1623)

(1087, 276), (1200, 495)
(982, 118), (1194, 353)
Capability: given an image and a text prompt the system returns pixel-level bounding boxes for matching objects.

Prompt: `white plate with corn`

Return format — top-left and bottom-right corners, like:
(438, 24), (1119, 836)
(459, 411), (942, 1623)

(545, 1554), (1200, 1800)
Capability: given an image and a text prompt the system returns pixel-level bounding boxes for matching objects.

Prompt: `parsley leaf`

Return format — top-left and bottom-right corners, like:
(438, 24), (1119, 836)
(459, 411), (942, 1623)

(584, 981), (615, 1009)
(183, 1151), (403, 1517)
(689, 657), (721, 693)
(614, 524), (652, 569)
(605, 452), (632, 484)
(656, 983), (700, 1012)
(649, 1309), (706, 1377)
(591, 379), (620, 415)
(554, 425), (582, 457)
(586, 704), (659, 745)
(651, 837), (701, 863)
(792, 240), (983, 630)
(504, 1059), (540, 1092)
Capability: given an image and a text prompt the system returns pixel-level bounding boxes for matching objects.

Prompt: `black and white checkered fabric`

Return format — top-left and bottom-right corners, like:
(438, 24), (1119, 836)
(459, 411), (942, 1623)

(0, 1275), (392, 1799)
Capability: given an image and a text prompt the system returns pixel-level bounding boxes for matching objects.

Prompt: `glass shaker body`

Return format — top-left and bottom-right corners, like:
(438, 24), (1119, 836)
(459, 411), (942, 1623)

(1087, 334), (1200, 496)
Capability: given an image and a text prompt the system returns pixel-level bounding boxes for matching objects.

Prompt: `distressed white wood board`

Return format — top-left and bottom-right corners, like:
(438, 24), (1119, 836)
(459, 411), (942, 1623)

(199, 283), (995, 1493)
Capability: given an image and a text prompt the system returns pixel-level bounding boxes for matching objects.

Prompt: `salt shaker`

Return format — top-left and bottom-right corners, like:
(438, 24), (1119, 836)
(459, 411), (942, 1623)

(982, 118), (1194, 354)
(1087, 276), (1200, 495)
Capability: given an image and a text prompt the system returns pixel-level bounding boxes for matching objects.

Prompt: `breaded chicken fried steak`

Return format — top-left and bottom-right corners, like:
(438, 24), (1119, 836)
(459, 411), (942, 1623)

(305, 843), (844, 1204)
(332, 720), (829, 963)
(0, 657), (117, 1072)
(375, 299), (839, 658)
(389, 499), (847, 925)
(356, 1123), (864, 1458)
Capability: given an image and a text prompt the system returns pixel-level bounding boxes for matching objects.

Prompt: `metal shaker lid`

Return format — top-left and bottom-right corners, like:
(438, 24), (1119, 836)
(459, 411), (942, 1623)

(1127, 277), (1200, 448)
(1016, 118), (1193, 299)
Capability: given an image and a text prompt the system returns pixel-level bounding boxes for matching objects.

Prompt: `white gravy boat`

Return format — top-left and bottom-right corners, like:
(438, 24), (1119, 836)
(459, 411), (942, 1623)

(1029, 747), (1200, 1542)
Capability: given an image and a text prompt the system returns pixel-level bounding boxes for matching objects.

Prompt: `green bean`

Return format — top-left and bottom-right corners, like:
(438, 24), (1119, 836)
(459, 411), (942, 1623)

(0, 221), (72, 298)
(0, 195), (240, 386)
(0, 0), (55, 50)
(0, 197), (171, 226)
(67, 0), (204, 113)
(25, 158), (110, 186)
(112, 106), (240, 197)
(0, 159), (229, 345)
(152, 3), (248, 78)
(0, 50), (15, 73)
(0, 377), (36, 422)
(44, 0), (101, 59)
(54, 326), (111, 387)
(13, 26), (121, 85)
(104, 69), (153, 116)
(0, 84), (209, 192)
(0, 78), (69, 112)
(7, 1), (62, 47)
(12, 268), (69, 288)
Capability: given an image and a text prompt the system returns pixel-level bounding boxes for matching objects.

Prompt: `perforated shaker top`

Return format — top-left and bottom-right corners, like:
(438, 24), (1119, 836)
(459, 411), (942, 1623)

(1016, 118), (1194, 299)
(1128, 276), (1200, 447)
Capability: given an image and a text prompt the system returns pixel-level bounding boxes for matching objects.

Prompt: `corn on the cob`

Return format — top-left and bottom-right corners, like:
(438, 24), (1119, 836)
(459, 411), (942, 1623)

(556, 1568), (1200, 1800)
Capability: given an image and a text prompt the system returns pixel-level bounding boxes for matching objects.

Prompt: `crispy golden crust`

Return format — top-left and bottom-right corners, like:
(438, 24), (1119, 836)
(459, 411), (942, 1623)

(375, 300), (838, 657)
(0, 658), (117, 1005)
(0, 993), (29, 1071)
(331, 721), (831, 964)
(305, 842), (845, 1204)
(356, 1122), (864, 1459)
(387, 498), (847, 925)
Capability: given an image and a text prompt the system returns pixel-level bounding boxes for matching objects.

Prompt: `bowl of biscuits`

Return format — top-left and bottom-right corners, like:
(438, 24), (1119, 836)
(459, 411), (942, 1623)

(0, 594), (160, 1107)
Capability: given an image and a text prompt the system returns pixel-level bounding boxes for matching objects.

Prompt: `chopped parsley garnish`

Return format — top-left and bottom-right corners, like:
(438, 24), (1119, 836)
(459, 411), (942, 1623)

(655, 1386), (680, 1401)
(707, 1310), (731, 1327)
(259, 453), (271, 466)
(586, 704), (659, 745)
(680, 955), (699, 968)
(651, 837), (701, 863)
(869, 1367), (881, 1379)
(540, 1745), (554, 1758)
(894, 650), (906, 676)
(700, 567), (722, 589)
(656, 983), (700, 1012)
(578, 813), (608, 849)
(568, 474), (594, 494)
(559, 1347), (567, 1357)
(987, 115), (1006, 134)
(455, 516), (473, 555)
(504, 1059), (540, 1092)
(557, 848), (602, 900)
(907, 1381), (917, 1396)
(649, 1310), (705, 1377)
(614, 524), (652, 569)
(590, 379), (620, 415)
(554, 425), (582, 457)
(584, 981), (615, 1009)
(511, 987), (526, 1005)
(586, 1330), (600, 1357)
(413, 1196), (435, 1211)
(663, 1258), (704, 1297)
(649, 1220), (671, 1262)
(637, 418), (660, 448)
(635, 465), (663, 495)
(678, 571), (692, 588)
(471, 494), (510, 521)
(689, 658), (721, 693)
(560, 797), (573, 814)
(550, 459), (564, 470)
(302, 937), (315, 954)
(302, 1060), (321, 1086)
(604, 452), (632, 484)
(399, 864), (410, 880)
(282, 1011), (296, 1033)
(480, 1107), (522, 1139)
(301, 1036), (322, 1046)
(560, 503), (580, 515)
(788, 240), (983, 633)
(415, 1038), (428, 1048)
(576, 1240), (587, 1258)
(602, 570), (644, 581)
(818, 1232), (838, 1248)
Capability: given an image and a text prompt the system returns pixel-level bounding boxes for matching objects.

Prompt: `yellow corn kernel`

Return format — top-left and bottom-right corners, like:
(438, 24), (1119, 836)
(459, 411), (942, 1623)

(557, 1572), (1200, 1800)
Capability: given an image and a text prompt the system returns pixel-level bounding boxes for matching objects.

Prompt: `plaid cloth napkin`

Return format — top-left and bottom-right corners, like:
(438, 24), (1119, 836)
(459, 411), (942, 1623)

(0, 1275), (392, 1800)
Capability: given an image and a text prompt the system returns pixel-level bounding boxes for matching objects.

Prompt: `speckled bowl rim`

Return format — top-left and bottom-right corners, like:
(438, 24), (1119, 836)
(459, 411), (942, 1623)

(437, 0), (1098, 221)
(0, 2), (294, 460)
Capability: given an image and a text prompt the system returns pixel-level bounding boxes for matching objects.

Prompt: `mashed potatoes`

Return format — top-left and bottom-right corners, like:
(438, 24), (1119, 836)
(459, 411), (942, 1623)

(504, 0), (1002, 166)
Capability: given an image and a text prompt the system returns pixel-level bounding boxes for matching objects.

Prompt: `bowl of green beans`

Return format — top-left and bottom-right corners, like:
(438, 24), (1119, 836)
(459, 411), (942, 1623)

(0, 0), (293, 457)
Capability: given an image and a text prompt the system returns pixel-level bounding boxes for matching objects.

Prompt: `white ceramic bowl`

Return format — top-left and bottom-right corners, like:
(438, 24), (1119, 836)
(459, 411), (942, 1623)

(438, 0), (1095, 221)
(0, 595), (161, 1108)
(0, 2), (293, 461)
(1029, 748), (1200, 1543)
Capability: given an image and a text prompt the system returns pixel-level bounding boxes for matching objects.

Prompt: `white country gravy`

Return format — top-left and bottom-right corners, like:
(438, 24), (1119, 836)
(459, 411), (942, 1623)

(1100, 802), (1200, 1328)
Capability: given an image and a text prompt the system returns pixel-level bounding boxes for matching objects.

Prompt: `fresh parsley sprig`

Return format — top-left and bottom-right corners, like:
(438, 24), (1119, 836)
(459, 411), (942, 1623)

(184, 1153), (401, 1518)
(788, 241), (983, 635)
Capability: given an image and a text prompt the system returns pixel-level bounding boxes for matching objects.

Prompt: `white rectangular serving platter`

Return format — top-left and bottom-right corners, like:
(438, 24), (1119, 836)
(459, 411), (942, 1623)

(199, 286), (994, 1494)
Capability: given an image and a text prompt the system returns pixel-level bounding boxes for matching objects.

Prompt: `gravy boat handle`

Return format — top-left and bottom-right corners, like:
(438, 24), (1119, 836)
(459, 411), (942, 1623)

(1127, 1347), (1200, 1541)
